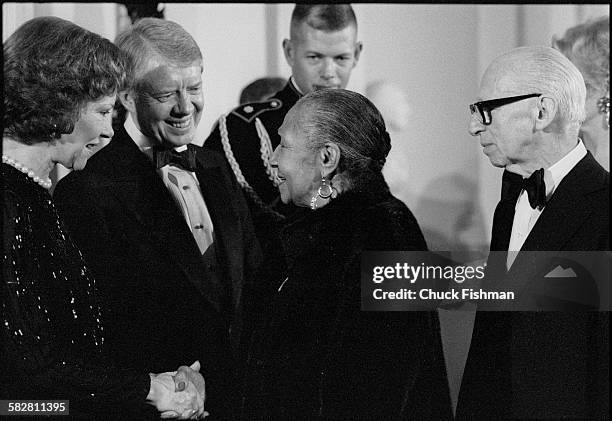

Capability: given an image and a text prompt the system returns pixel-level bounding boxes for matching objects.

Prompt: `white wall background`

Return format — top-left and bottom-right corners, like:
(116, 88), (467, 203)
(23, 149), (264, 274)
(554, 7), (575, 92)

(3, 2), (609, 412)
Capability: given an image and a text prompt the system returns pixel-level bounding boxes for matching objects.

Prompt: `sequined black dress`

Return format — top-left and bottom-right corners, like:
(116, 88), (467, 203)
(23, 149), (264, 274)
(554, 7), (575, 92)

(1, 164), (150, 420)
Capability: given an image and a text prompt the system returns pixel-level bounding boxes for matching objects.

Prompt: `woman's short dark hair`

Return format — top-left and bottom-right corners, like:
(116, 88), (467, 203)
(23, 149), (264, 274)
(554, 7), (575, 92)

(3, 16), (129, 144)
(289, 89), (391, 191)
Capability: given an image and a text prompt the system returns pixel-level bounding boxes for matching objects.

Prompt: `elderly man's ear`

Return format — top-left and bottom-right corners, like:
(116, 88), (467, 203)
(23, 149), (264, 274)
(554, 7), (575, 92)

(535, 96), (559, 132)
(318, 142), (341, 178)
(118, 90), (136, 115)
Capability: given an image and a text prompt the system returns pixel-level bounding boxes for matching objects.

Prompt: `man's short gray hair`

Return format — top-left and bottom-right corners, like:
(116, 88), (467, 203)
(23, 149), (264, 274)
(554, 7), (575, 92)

(114, 18), (202, 88)
(497, 46), (586, 129)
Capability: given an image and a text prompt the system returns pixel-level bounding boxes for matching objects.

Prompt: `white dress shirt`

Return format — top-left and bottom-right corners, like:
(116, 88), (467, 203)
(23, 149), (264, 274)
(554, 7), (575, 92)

(506, 140), (587, 269)
(125, 115), (214, 254)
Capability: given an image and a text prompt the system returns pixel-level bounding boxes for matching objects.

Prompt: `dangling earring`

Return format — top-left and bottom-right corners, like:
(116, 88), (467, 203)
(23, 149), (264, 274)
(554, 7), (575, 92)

(310, 177), (334, 210)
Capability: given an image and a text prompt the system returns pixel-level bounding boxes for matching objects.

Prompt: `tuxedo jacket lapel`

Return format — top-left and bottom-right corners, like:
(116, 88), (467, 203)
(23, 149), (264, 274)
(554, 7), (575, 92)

(487, 191), (516, 279)
(490, 200), (515, 252)
(510, 153), (602, 271)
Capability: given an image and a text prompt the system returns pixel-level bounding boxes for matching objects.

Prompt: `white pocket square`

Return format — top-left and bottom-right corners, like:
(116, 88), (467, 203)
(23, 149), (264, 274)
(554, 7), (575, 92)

(544, 265), (577, 278)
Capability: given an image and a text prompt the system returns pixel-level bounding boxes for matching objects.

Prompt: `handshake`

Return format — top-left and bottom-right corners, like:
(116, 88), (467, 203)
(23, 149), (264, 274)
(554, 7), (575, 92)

(147, 360), (209, 420)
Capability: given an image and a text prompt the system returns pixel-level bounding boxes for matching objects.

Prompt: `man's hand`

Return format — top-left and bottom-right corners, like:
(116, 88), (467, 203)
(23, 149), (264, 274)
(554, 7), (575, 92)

(173, 361), (206, 401)
(173, 361), (207, 419)
(147, 370), (206, 419)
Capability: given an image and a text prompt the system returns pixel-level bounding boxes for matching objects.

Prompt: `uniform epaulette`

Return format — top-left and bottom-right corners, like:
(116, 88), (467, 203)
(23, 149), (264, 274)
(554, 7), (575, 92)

(230, 98), (283, 124)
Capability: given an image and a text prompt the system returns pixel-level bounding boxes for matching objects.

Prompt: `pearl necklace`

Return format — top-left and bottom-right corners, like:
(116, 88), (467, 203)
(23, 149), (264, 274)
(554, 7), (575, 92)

(2, 155), (52, 189)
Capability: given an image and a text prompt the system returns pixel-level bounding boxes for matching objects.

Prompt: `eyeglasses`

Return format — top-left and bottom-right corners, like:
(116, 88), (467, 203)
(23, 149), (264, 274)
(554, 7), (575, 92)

(469, 93), (541, 125)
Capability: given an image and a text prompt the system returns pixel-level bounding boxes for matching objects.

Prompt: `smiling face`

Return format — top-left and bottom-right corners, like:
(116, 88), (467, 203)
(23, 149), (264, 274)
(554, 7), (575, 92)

(271, 110), (320, 207)
(284, 22), (361, 94)
(468, 62), (540, 171)
(125, 60), (204, 148)
(55, 95), (116, 170)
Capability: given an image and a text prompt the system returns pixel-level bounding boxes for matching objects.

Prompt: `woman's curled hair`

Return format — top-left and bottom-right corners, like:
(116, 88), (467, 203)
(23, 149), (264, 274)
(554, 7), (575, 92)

(552, 15), (609, 94)
(3, 16), (129, 144)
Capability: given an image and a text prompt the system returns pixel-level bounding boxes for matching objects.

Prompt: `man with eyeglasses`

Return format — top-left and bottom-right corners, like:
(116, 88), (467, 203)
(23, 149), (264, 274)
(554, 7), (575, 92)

(457, 46), (609, 420)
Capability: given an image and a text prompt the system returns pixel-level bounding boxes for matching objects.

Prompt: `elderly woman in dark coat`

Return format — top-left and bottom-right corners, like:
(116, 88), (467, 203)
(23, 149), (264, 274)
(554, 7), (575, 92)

(239, 89), (452, 420)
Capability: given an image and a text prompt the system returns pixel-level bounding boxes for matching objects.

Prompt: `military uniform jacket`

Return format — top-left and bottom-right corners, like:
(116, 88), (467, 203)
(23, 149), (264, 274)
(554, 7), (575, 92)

(204, 81), (301, 206)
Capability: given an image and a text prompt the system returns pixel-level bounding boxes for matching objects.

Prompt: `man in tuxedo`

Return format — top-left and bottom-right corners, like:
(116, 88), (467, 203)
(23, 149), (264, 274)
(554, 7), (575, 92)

(456, 46), (609, 420)
(54, 18), (261, 420)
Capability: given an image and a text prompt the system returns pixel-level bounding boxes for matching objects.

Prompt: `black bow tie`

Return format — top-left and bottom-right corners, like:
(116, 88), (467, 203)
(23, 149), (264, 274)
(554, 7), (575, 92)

(154, 145), (197, 171)
(501, 168), (547, 210)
